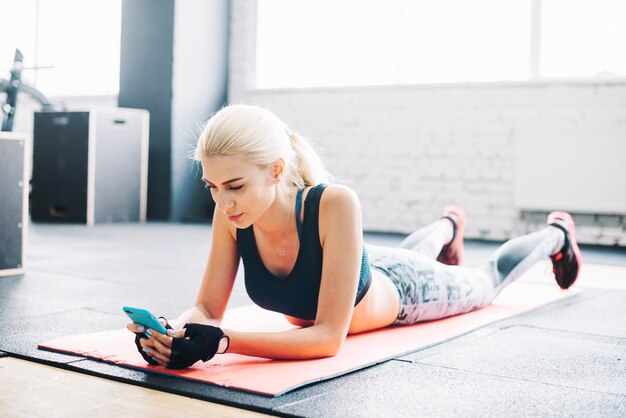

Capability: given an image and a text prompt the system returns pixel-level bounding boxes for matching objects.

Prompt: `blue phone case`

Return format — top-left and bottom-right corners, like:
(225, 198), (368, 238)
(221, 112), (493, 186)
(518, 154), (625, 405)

(123, 306), (168, 334)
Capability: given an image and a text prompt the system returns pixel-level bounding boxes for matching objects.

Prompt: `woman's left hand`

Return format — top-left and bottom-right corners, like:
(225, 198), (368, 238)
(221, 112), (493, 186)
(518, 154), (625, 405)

(168, 324), (226, 369)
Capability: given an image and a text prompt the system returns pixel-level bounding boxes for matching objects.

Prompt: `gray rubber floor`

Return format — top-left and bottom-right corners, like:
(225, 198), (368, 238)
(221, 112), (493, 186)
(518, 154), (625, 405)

(1, 222), (625, 417)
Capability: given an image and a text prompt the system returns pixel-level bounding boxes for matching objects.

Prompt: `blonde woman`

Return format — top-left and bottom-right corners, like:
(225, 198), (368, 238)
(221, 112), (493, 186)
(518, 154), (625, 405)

(128, 104), (581, 369)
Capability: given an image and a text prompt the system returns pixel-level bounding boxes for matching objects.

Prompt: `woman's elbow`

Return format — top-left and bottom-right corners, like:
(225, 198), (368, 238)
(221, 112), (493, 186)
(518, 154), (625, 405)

(313, 344), (340, 359)
(319, 333), (346, 357)
(324, 344), (341, 358)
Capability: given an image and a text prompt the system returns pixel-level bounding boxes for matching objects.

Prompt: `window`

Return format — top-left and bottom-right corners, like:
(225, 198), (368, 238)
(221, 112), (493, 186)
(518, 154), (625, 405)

(0, 1), (38, 74)
(256, 0), (400, 88)
(398, 1), (530, 84)
(540, 0), (626, 78)
(256, 0), (626, 88)
(0, 0), (122, 97)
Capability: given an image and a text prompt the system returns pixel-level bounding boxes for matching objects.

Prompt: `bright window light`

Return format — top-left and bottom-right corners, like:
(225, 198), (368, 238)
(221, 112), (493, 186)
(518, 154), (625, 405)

(256, 0), (626, 88)
(0, 0), (38, 83)
(36, 0), (122, 96)
(0, 0), (122, 97)
(256, 0), (401, 88)
(399, 0), (530, 83)
(541, 0), (626, 78)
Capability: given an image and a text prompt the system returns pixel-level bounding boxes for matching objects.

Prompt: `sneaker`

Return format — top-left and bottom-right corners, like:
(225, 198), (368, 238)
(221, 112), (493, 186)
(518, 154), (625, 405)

(547, 211), (582, 289)
(437, 206), (467, 266)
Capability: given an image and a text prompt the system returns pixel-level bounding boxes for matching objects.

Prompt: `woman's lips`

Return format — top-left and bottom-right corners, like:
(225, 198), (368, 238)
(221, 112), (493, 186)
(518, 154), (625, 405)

(228, 213), (243, 222)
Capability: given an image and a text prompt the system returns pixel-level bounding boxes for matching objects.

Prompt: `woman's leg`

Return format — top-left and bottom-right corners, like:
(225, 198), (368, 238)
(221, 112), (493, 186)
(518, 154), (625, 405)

(399, 206), (466, 265)
(372, 211), (580, 325)
(481, 211), (581, 291)
(370, 247), (496, 324)
(480, 227), (563, 294)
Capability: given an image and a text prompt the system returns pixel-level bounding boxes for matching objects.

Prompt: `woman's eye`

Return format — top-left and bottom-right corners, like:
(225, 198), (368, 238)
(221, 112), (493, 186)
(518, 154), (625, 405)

(203, 184), (242, 191)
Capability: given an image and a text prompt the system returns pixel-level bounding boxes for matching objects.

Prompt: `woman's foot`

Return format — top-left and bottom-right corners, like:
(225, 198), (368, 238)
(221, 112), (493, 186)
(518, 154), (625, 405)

(437, 206), (467, 266)
(547, 211), (582, 289)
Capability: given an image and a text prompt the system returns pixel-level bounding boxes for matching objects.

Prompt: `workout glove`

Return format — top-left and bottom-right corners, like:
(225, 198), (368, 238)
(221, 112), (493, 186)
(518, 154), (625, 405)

(134, 316), (172, 366)
(167, 323), (225, 369)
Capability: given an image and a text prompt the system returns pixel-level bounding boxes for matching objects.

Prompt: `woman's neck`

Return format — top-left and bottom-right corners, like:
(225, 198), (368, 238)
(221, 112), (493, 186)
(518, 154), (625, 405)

(253, 186), (297, 239)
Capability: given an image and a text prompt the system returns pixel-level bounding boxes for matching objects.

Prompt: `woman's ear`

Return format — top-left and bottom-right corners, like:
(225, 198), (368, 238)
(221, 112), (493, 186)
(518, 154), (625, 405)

(271, 158), (285, 183)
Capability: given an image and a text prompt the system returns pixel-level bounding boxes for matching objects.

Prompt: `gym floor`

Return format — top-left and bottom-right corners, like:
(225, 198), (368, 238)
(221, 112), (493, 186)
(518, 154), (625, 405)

(1, 223), (625, 417)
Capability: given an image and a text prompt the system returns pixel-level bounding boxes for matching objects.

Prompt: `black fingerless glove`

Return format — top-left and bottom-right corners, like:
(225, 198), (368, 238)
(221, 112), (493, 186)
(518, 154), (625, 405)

(134, 316), (172, 366)
(167, 323), (225, 369)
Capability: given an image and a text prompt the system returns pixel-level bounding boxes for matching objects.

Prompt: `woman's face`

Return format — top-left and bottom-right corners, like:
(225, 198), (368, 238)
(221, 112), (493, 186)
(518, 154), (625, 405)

(200, 155), (277, 228)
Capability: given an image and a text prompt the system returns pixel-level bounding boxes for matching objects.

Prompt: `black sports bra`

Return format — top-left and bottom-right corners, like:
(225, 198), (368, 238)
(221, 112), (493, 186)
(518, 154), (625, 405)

(236, 184), (372, 320)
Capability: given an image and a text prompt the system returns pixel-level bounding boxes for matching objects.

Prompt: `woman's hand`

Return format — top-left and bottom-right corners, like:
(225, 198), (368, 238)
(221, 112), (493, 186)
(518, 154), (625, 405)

(168, 324), (225, 369)
(127, 318), (179, 366)
(127, 320), (225, 369)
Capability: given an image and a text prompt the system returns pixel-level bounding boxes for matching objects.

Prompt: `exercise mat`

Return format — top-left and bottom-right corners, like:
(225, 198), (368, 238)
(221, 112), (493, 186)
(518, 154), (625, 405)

(39, 282), (577, 396)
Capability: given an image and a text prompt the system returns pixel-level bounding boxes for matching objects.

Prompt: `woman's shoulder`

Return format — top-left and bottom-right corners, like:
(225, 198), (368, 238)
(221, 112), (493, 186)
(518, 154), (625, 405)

(316, 184), (362, 246)
(318, 183), (361, 219)
(319, 183), (359, 203)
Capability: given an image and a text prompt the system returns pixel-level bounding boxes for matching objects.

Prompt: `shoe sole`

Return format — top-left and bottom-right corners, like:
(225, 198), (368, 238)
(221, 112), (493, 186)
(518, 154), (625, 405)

(547, 211), (582, 288)
(440, 205), (467, 265)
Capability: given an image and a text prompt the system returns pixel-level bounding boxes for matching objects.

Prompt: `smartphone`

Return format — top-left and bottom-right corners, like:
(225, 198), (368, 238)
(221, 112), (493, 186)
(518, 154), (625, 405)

(122, 306), (168, 334)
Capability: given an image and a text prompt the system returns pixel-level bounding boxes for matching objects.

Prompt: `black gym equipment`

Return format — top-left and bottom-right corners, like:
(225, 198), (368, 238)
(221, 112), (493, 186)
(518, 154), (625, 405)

(1, 48), (56, 132)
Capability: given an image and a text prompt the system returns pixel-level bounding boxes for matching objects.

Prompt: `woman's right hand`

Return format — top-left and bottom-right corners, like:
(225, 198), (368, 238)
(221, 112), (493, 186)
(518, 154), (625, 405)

(127, 318), (172, 365)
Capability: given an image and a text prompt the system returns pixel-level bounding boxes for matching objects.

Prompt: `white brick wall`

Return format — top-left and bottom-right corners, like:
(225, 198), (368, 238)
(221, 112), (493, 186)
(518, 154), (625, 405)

(227, 0), (626, 246)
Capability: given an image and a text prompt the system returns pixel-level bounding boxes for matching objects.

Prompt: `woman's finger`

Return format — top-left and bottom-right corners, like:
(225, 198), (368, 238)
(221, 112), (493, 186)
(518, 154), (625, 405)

(150, 337), (172, 359)
(127, 322), (146, 334)
(138, 338), (168, 364)
(163, 328), (186, 339)
(148, 327), (186, 342)
(141, 331), (173, 358)
(138, 337), (154, 350)
(146, 328), (174, 347)
(141, 344), (168, 365)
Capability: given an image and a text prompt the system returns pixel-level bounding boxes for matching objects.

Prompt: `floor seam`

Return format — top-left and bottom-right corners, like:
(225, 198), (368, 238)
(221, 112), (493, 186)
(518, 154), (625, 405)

(508, 324), (626, 342)
(413, 361), (626, 397)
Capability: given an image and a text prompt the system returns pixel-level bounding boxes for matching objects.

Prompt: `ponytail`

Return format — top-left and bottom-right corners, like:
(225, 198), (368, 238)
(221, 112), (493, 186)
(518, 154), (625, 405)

(285, 131), (331, 190)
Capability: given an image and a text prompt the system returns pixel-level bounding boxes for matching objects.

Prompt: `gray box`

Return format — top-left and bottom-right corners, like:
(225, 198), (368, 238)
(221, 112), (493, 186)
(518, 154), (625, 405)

(31, 108), (149, 225)
(0, 132), (28, 277)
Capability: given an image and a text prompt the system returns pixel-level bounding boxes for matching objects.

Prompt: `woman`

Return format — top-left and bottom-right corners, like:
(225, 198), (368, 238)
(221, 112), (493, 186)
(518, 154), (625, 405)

(127, 104), (581, 369)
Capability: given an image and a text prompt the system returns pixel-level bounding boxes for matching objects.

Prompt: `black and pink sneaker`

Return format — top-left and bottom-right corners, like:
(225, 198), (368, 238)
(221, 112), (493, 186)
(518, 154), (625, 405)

(437, 206), (467, 266)
(547, 211), (582, 289)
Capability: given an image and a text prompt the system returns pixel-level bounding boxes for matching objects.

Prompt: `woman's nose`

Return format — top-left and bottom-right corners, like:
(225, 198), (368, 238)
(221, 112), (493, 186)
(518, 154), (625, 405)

(218, 193), (234, 211)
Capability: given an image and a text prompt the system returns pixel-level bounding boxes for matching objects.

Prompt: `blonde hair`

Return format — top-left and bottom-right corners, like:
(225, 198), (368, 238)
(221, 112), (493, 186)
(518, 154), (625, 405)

(194, 104), (330, 192)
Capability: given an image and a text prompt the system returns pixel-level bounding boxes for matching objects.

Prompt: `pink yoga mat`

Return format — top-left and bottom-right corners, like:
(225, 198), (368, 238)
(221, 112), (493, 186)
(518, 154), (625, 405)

(39, 282), (577, 396)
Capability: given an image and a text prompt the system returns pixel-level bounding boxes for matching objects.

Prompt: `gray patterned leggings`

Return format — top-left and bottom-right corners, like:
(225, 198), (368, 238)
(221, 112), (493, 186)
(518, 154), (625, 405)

(368, 219), (564, 325)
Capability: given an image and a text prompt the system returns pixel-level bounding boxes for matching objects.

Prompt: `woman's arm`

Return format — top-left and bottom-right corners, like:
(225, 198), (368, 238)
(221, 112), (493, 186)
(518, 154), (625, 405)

(195, 205), (241, 320)
(128, 206), (240, 365)
(224, 185), (363, 359)
(169, 206), (240, 329)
